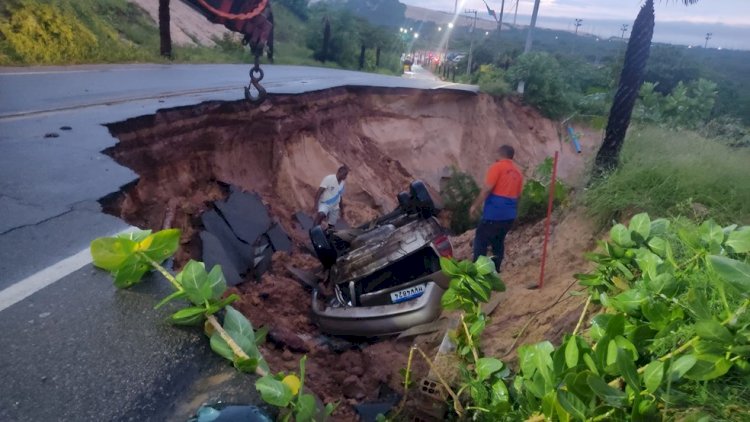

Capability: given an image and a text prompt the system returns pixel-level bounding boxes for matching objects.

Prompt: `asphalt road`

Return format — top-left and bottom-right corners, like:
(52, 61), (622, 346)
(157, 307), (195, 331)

(0, 64), (474, 421)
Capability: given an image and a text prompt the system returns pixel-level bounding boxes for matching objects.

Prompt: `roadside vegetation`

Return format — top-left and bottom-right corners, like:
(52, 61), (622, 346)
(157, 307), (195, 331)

(0, 0), (405, 74)
(393, 214), (750, 421)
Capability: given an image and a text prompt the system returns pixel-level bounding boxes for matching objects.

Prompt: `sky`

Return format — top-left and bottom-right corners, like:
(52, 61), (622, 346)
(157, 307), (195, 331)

(400, 0), (750, 49)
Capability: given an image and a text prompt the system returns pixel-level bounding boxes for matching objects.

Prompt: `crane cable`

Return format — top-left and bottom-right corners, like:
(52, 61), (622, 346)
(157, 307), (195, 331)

(194, 0), (268, 20)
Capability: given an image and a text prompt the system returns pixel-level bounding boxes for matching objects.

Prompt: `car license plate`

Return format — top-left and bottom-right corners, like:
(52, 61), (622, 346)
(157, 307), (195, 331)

(390, 284), (426, 304)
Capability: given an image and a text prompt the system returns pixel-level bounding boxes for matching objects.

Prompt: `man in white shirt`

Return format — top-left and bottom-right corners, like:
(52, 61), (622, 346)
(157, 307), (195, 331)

(313, 165), (349, 227)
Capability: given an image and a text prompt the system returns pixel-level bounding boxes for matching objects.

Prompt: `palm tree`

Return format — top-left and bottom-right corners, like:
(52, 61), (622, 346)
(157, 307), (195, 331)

(595, 0), (700, 172)
(159, 0), (172, 58)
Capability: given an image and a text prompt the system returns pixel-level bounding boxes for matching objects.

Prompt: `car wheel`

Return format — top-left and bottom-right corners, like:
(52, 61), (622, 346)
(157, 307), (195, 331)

(397, 191), (411, 211)
(309, 226), (337, 268)
(409, 180), (436, 218)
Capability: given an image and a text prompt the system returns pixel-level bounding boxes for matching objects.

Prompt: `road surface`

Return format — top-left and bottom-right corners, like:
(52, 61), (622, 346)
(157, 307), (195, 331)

(0, 64), (476, 421)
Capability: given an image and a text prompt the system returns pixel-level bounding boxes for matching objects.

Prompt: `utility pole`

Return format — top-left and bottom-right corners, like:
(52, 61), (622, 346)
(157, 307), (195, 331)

(574, 18), (583, 35)
(519, 0), (541, 93)
(465, 9), (478, 76)
(498, 0), (505, 33)
(705, 32), (712, 48)
(513, 0), (519, 25)
(454, 0), (458, 14)
(620, 23), (629, 39)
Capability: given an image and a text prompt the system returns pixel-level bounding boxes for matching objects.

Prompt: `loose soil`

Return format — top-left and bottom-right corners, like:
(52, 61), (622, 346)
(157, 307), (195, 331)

(102, 86), (603, 420)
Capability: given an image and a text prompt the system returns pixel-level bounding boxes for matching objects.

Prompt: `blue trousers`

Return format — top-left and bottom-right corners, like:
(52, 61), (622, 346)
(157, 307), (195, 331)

(473, 219), (514, 271)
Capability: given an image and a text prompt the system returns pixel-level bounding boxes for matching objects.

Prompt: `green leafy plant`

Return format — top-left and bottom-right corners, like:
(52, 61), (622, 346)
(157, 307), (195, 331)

(391, 214), (750, 421)
(518, 157), (568, 224)
(90, 229), (336, 420)
(440, 168), (480, 234)
(255, 356), (337, 422)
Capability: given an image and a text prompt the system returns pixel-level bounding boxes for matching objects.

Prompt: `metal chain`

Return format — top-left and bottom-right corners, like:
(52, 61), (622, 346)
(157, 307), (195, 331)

(244, 47), (267, 103)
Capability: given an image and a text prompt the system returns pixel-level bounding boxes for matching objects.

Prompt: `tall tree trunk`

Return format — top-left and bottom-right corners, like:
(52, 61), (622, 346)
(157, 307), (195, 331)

(375, 47), (381, 67)
(321, 18), (330, 63)
(159, 0), (172, 58)
(595, 0), (655, 173)
(359, 44), (366, 70)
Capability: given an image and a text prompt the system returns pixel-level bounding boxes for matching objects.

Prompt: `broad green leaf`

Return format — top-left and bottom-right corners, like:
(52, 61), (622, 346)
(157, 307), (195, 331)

(440, 287), (460, 310)
(476, 357), (504, 381)
(466, 277), (490, 302)
(589, 314), (611, 341)
(635, 248), (662, 280)
(616, 347), (640, 391)
(700, 220), (725, 249)
(206, 265), (227, 300)
(490, 379), (510, 412)
(641, 299), (669, 329)
(709, 255), (750, 298)
(629, 213), (651, 242)
(606, 313), (626, 338)
(684, 354), (732, 381)
(137, 229), (180, 263)
(457, 260), (477, 277)
(556, 389), (587, 421)
(668, 355), (697, 382)
(440, 257), (461, 276)
(611, 289), (646, 315)
(725, 227), (750, 253)
(643, 361), (664, 394)
(254, 325), (269, 346)
(610, 224), (635, 248)
(650, 218), (670, 237)
(223, 306), (257, 346)
(567, 371), (594, 402)
(586, 374), (626, 407)
(90, 237), (136, 271)
(169, 306), (205, 325)
(614, 336), (639, 361)
(482, 271), (506, 292)
(583, 354), (599, 375)
(179, 260), (212, 305)
(565, 336), (579, 369)
(112, 254), (150, 288)
(154, 290), (187, 310)
(647, 237), (668, 258)
(233, 356), (259, 373)
(255, 375), (293, 407)
(295, 393), (316, 422)
(475, 255), (495, 275)
(695, 320), (733, 345)
(606, 340), (618, 369)
(694, 339), (727, 356)
(116, 230), (152, 242)
(633, 397), (658, 421)
(470, 315), (486, 338)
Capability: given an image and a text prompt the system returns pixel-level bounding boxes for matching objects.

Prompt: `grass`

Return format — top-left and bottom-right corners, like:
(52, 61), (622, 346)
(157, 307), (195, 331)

(586, 125), (750, 226)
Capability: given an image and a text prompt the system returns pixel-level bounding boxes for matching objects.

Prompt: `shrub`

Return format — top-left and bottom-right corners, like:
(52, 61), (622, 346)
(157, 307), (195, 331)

(440, 169), (480, 234)
(517, 157), (568, 224)
(506, 52), (574, 119)
(476, 64), (510, 97)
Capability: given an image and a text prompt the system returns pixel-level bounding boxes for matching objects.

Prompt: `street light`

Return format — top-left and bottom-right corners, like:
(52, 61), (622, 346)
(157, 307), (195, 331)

(438, 27), (442, 31)
(414, 33), (419, 38)
(448, 22), (454, 29)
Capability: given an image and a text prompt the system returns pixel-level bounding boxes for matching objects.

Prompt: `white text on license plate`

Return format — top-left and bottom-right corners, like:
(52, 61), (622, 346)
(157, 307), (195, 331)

(390, 284), (426, 303)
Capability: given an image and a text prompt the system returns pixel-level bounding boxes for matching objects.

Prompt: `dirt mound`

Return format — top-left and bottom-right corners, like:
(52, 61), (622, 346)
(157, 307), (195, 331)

(102, 86), (603, 419)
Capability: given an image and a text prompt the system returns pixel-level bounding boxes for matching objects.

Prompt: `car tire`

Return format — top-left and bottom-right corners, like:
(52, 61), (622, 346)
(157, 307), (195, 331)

(309, 226), (337, 268)
(397, 191), (411, 211)
(409, 180), (436, 218)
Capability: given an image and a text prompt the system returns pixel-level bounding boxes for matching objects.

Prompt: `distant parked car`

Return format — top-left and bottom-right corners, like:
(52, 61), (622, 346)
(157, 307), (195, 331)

(309, 181), (453, 336)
